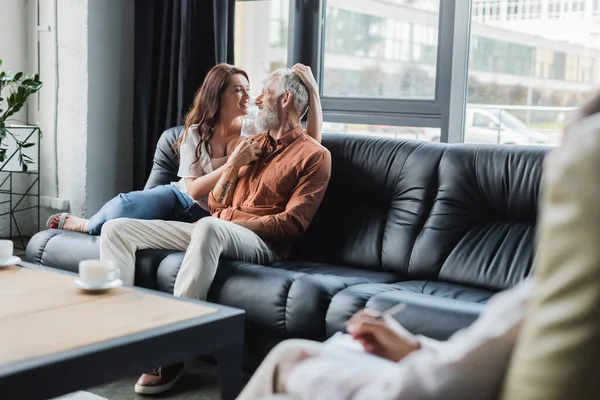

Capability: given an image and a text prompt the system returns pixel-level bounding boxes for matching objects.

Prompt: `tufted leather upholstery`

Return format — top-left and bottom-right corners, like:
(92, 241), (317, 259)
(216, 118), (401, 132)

(290, 136), (445, 273)
(326, 281), (491, 340)
(409, 145), (544, 289)
(26, 127), (546, 369)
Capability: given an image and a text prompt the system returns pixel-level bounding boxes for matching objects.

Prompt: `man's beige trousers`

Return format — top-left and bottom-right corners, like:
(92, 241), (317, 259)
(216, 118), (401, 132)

(99, 216), (278, 300)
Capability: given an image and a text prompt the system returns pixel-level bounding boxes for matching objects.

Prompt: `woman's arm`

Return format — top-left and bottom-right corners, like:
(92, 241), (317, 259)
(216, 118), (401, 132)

(211, 163), (242, 206)
(183, 165), (226, 201)
(179, 133), (257, 203)
(210, 139), (262, 206)
(305, 90), (323, 143)
(292, 64), (322, 143)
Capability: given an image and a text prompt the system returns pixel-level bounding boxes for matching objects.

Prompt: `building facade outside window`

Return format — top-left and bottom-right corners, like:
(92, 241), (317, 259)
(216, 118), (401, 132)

(235, 0), (599, 146)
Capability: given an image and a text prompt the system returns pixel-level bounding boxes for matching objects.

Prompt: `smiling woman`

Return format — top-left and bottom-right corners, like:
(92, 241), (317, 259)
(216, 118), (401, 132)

(46, 64), (257, 235)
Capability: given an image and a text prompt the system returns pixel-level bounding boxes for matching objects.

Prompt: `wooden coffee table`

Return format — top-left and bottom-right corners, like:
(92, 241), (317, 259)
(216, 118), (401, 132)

(0, 263), (245, 400)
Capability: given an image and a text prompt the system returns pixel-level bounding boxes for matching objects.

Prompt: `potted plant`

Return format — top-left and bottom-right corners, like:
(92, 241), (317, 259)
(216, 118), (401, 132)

(0, 59), (43, 171)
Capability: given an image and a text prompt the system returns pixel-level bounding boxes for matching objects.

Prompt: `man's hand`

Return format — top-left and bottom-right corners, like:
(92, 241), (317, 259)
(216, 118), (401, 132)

(346, 311), (421, 362)
(291, 63), (318, 93)
(229, 139), (261, 168)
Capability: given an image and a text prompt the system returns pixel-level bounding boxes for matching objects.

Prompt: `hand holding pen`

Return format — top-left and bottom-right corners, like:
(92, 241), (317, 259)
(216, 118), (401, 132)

(345, 303), (421, 362)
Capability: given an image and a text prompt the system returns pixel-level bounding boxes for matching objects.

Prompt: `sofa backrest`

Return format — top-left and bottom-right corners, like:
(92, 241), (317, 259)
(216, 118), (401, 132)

(144, 126), (183, 190)
(409, 144), (547, 290)
(291, 134), (444, 275)
(146, 127), (547, 290)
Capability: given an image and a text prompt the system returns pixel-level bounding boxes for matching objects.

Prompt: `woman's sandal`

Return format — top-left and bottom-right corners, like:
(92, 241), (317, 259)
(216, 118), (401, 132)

(46, 213), (68, 229)
(46, 213), (87, 232)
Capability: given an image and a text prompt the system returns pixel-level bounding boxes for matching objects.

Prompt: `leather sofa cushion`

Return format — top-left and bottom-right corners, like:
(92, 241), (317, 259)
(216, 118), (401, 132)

(135, 249), (180, 289)
(26, 229), (177, 290)
(326, 280), (493, 340)
(144, 126), (182, 191)
(409, 144), (546, 290)
(156, 253), (401, 340)
(291, 134), (444, 275)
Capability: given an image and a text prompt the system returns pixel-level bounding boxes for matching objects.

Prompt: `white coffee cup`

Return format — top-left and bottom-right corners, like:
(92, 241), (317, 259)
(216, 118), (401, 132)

(79, 260), (120, 287)
(0, 240), (14, 264)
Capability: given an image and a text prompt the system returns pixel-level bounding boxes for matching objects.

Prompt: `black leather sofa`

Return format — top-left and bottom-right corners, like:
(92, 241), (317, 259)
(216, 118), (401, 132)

(26, 127), (546, 368)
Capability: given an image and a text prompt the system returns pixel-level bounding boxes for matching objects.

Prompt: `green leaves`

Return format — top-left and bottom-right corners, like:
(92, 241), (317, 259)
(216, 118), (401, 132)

(0, 58), (42, 170)
(17, 150), (34, 172)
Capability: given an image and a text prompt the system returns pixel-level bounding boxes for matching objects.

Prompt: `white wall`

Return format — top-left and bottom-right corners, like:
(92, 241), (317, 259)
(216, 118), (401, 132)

(0, 0), (35, 239)
(1, 0), (134, 238)
(37, 0), (59, 201)
(54, 0), (89, 218)
(44, 0), (133, 220)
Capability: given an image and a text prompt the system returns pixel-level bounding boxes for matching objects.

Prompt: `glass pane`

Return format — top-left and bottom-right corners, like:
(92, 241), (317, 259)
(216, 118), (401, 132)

(323, 121), (441, 142)
(467, 0), (599, 146)
(322, 0), (440, 99)
(234, 0), (289, 98)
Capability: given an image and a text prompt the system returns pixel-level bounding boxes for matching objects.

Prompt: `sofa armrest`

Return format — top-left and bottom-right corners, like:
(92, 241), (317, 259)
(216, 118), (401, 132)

(25, 229), (100, 273)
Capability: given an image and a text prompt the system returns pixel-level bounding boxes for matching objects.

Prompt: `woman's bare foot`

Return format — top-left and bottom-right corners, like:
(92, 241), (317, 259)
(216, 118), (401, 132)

(49, 214), (90, 233)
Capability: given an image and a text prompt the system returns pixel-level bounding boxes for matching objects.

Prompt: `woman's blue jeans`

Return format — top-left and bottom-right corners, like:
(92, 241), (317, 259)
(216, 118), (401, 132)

(87, 184), (208, 235)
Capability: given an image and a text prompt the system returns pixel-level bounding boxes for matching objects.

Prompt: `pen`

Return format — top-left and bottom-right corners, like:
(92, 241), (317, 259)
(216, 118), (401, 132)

(366, 303), (406, 319)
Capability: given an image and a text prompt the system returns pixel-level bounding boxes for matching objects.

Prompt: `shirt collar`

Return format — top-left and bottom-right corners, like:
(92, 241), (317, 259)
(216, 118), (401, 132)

(267, 125), (304, 148)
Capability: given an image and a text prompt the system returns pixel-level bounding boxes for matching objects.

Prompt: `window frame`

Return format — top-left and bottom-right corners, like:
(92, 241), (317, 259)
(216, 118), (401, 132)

(286, 0), (470, 142)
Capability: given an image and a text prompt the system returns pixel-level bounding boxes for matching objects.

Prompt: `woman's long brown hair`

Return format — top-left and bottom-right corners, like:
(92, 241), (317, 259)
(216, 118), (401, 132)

(176, 63), (249, 168)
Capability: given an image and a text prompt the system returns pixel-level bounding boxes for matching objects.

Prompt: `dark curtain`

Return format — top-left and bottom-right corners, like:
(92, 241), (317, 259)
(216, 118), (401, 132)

(133, 0), (235, 189)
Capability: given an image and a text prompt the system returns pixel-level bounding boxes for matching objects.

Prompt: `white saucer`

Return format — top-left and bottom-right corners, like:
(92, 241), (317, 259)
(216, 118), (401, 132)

(73, 278), (123, 291)
(0, 256), (21, 267)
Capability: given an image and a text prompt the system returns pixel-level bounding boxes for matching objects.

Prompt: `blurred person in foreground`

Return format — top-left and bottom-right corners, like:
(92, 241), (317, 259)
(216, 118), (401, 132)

(236, 91), (600, 400)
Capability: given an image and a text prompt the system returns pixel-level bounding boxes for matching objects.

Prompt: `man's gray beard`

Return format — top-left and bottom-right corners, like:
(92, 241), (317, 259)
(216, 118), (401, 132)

(255, 106), (280, 133)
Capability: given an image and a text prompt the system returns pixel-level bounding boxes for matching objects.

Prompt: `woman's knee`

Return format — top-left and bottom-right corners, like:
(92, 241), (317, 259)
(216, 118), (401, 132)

(115, 185), (178, 209)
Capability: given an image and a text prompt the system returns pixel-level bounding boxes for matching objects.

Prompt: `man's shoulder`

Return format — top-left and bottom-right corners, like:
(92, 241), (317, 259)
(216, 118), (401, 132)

(297, 133), (330, 156)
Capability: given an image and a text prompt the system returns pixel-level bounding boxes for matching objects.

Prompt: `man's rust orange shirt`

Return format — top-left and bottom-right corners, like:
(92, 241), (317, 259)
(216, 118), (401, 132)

(208, 125), (331, 252)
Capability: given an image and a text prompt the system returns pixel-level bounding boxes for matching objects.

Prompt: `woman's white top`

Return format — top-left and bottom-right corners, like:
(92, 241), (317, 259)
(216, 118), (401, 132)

(172, 119), (257, 211)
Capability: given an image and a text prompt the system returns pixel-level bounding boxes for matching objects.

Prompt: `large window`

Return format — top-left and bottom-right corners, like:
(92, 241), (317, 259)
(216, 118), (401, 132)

(234, 0), (290, 97)
(233, 1), (596, 146)
(322, 0), (440, 99)
(465, 0), (600, 146)
(317, 0), (451, 138)
(235, 0), (448, 138)
(323, 120), (441, 141)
